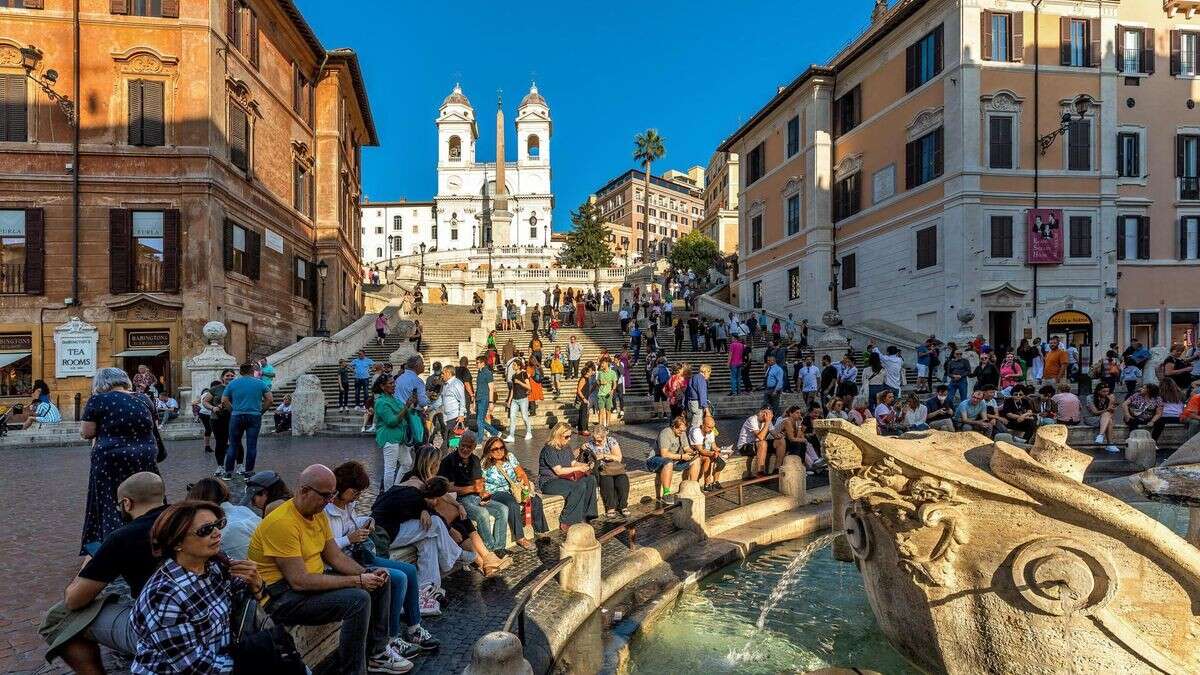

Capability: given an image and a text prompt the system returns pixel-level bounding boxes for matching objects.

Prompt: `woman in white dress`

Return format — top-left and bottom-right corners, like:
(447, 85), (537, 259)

(1030, 337), (1045, 383)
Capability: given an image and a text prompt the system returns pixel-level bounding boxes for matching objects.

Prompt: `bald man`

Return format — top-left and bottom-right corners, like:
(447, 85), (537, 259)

(249, 464), (409, 674)
(42, 472), (167, 673)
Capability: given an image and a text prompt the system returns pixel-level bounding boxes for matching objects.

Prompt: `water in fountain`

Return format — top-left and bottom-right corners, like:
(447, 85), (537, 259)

(628, 532), (916, 674)
(725, 532), (837, 666)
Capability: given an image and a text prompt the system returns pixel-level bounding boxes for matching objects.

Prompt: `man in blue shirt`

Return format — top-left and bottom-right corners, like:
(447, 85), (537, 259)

(395, 354), (430, 409)
(220, 363), (272, 477)
(684, 364), (711, 429)
(764, 354), (785, 418)
(474, 354), (500, 438)
(350, 349), (375, 410)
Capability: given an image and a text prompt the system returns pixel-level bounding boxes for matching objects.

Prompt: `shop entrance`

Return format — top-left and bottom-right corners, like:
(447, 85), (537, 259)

(115, 329), (171, 394)
(1047, 310), (1093, 368)
(989, 311), (1014, 355)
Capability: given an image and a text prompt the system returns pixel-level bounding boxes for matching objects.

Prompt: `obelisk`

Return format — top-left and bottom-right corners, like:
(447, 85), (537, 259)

(490, 92), (513, 246)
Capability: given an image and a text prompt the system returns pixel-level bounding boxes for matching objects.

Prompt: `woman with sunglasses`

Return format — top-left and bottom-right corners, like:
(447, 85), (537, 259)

(130, 500), (264, 674)
(538, 423), (598, 530)
(326, 461), (439, 657)
(481, 437), (549, 550)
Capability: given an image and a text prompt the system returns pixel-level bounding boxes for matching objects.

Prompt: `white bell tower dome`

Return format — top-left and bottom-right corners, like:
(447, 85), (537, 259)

(516, 83), (550, 167)
(437, 84), (477, 165)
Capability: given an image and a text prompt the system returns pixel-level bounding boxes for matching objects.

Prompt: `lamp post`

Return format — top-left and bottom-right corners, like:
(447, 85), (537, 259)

(1037, 95), (1093, 156)
(829, 257), (841, 312)
(487, 244), (495, 289)
(19, 46), (77, 127)
(418, 241), (426, 287)
(315, 259), (330, 337)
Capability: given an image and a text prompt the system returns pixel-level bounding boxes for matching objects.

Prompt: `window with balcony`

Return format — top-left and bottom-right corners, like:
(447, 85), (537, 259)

(786, 116), (800, 157)
(1117, 215), (1149, 260)
(1180, 216), (1200, 260)
(0, 74), (28, 142)
(746, 142), (766, 185)
(915, 225), (937, 270)
(1117, 26), (1153, 75)
(1178, 135), (1200, 199)
(990, 215), (1013, 258)
(110, 209), (178, 293)
(906, 25), (944, 92)
(1118, 131), (1141, 178)
(1173, 31), (1200, 76)
(906, 127), (944, 188)
(1068, 216), (1092, 258)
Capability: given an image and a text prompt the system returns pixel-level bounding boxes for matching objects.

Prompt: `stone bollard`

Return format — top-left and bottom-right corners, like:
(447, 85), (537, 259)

(671, 479), (706, 536)
(780, 455), (806, 504)
(290, 374), (325, 435)
(462, 631), (533, 675)
(558, 523), (602, 605)
(1125, 429), (1158, 470)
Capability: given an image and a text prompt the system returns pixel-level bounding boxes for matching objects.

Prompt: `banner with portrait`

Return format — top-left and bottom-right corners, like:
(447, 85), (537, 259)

(1026, 208), (1064, 264)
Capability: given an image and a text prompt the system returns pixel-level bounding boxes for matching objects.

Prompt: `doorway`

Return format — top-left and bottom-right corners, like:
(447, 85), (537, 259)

(229, 321), (248, 365)
(989, 311), (1014, 355)
(1048, 310), (1093, 368)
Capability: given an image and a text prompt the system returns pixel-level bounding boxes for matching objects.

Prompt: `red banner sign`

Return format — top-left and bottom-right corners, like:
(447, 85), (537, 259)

(1026, 208), (1064, 264)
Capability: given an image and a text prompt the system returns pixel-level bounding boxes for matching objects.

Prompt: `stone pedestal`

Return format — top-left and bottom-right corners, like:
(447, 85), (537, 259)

(462, 632), (533, 675)
(952, 308), (976, 347)
(780, 455), (807, 503)
(813, 310), (851, 364)
(184, 322), (238, 420)
(558, 523), (602, 605)
(1126, 429), (1158, 470)
(291, 374), (325, 436)
(671, 480), (706, 535)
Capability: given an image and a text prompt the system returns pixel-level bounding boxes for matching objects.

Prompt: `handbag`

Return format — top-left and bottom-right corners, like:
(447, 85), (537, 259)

(229, 589), (305, 674)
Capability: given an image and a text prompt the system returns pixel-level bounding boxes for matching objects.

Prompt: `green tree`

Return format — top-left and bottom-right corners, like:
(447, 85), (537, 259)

(633, 129), (666, 261)
(668, 229), (721, 280)
(557, 199), (614, 269)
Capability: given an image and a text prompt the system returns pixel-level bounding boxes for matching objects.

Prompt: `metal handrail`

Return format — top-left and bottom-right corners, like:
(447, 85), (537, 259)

(707, 472), (780, 507)
(501, 502), (681, 642)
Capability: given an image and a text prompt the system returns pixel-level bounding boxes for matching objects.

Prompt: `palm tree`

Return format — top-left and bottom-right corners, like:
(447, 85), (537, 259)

(633, 129), (665, 263)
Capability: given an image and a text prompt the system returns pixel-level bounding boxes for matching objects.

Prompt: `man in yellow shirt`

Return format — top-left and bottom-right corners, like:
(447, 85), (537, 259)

(249, 464), (411, 674)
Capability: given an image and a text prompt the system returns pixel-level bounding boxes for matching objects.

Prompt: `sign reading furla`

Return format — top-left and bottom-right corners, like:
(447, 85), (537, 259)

(54, 317), (99, 378)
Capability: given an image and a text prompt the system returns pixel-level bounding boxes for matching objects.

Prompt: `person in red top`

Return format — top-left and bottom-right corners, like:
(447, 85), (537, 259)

(1179, 381), (1200, 442)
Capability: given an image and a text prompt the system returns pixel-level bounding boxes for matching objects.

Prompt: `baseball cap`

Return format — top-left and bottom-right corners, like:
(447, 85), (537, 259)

(246, 471), (281, 491)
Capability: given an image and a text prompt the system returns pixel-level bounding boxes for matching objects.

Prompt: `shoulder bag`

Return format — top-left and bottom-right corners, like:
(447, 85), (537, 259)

(229, 588), (306, 674)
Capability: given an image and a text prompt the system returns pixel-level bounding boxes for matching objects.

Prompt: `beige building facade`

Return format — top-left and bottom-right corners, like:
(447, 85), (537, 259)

(700, 150), (739, 254)
(592, 167), (705, 262)
(0, 0), (375, 411)
(721, 0), (1200, 361)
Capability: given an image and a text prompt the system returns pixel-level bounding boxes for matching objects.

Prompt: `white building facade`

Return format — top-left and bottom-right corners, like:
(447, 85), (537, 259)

(360, 201), (435, 266)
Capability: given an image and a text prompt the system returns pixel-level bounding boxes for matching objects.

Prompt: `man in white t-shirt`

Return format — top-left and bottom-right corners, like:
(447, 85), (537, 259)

(876, 346), (906, 395)
(796, 356), (821, 408)
(688, 415), (726, 492)
(737, 406), (785, 476)
(155, 391), (179, 427)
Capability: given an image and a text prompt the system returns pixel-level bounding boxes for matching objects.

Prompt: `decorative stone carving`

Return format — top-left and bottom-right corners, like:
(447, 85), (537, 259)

(0, 45), (22, 67)
(815, 310), (850, 348)
(834, 154), (863, 180)
(982, 89), (1024, 113)
(203, 321), (228, 345)
(819, 419), (1200, 674)
(290, 374), (325, 436)
(906, 107), (944, 141)
(952, 308), (975, 346)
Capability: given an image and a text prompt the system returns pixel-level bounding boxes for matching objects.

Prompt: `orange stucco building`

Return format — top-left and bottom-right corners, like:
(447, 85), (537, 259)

(0, 0), (376, 412)
(721, 0), (1200, 362)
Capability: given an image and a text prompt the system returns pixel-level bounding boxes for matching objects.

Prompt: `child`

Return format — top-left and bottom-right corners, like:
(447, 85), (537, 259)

(1121, 357), (1142, 397)
(549, 347), (565, 395)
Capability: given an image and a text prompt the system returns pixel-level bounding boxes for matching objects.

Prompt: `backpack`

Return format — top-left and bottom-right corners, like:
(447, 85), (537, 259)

(653, 365), (670, 386)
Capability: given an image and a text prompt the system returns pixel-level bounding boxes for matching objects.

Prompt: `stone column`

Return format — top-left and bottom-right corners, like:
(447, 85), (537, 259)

(184, 322), (238, 420)
(462, 632), (533, 675)
(812, 310), (851, 365)
(671, 480), (706, 535)
(780, 455), (807, 503)
(558, 523), (602, 605)
(291, 374), (325, 435)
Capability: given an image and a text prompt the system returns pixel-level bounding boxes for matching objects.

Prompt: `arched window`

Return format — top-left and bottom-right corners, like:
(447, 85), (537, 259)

(527, 134), (540, 158)
(448, 136), (462, 161)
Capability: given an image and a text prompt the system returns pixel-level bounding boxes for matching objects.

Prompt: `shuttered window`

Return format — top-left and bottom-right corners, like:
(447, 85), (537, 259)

(1117, 132), (1141, 178)
(833, 173), (861, 222)
(1117, 215), (1149, 260)
(832, 85), (861, 138)
(127, 79), (165, 146)
(750, 214), (762, 251)
(1060, 18), (1098, 67)
(906, 127), (944, 189)
(0, 74), (28, 142)
(223, 220), (260, 279)
(1068, 216), (1092, 258)
(988, 116), (1013, 169)
(0, 209), (42, 295)
(916, 225), (937, 270)
(746, 143), (765, 184)
(293, 162), (312, 217)
(1067, 120), (1091, 171)
(294, 257), (316, 300)
(841, 253), (856, 290)
(906, 25), (943, 92)
(229, 102), (250, 172)
(1173, 31), (1200, 76)
(1180, 217), (1200, 260)
(989, 216), (1013, 258)
(1178, 135), (1199, 199)
(1117, 27), (1155, 75)
(786, 116), (800, 157)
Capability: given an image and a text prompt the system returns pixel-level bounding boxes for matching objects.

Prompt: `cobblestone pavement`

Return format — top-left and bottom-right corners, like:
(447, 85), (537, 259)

(0, 416), (777, 674)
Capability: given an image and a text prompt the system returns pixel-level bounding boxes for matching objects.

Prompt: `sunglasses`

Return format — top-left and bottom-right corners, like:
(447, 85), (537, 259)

(304, 485), (337, 502)
(193, 518), (227, 538)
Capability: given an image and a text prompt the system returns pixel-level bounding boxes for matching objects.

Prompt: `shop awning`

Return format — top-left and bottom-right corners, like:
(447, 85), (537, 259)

(113, 348), (168, 358)
(0, 352), (31, 368)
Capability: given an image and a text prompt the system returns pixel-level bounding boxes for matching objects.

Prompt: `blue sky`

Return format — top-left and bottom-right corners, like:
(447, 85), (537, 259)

(297, 0), (865, 230)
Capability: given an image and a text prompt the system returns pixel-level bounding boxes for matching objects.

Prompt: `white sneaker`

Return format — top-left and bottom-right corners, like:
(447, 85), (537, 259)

(366, 425), (376, 432)
(1107, 445), (1122, 454)
(503, 435), (515, 443)
(388, 636), (421, 659)
(1094, 434), (1105, 444)
(419, 589), (442, 617)
(524, 431), (533, 440)
(368, 648), (412, 674)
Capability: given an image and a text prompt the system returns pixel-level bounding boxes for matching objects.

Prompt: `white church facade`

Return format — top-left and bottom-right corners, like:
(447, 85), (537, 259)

(361, 83), (556, 268)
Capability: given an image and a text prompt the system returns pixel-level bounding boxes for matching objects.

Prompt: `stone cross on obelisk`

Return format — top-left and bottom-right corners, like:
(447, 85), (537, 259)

(490, 90), (513, 246)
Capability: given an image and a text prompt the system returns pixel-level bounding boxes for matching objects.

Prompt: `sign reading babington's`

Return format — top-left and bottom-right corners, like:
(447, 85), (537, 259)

(1026, 208), (1064, 264)
(54, 317), (99, 378)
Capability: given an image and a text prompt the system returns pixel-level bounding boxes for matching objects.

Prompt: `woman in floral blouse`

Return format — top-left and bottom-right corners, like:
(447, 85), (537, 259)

(480, 437), (548, 550)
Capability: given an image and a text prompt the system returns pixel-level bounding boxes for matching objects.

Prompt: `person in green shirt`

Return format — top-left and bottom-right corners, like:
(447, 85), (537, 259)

(596, 357), (619, 428)
(373, 376), (417, 491)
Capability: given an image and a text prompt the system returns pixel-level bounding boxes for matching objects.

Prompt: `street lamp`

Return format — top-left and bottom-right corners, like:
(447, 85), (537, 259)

(487, 243), (495, 289)
(19, 45), (76, 127)
(315, 259), (330, 337)
(418, 241), (426, 286)
(1038, 95), (1092, 156)
(829, 257), (842, 312)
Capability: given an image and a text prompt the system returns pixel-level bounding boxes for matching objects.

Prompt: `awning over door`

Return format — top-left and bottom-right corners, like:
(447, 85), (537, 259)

(0, 352), (31, 368)
(113, 348), (168, 358)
